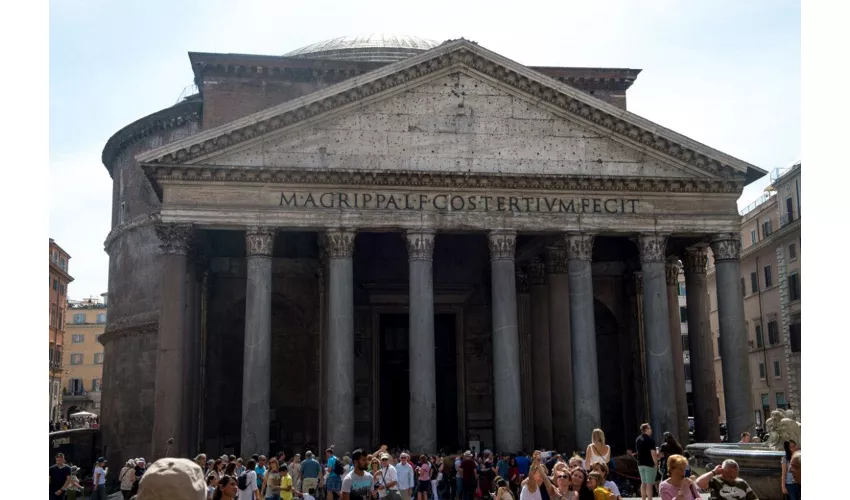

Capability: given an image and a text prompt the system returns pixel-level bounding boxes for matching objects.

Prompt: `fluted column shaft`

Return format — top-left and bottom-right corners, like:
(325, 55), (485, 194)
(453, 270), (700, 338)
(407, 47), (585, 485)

(637, 234), (677, 439)
(665, 258), (690, 443)
(406, 230), (437, 453)
(546, 244), (574, 452)
(528, 258), (553, 449)
(153, 223), (194, 459)
(241, 227), (275, 456)
(489, 230), (523, 452)
(326, 229), (357, 454)
(710, 234), (756, 439)
(566, 233), (601, 450)
(683, 246), (721, 442)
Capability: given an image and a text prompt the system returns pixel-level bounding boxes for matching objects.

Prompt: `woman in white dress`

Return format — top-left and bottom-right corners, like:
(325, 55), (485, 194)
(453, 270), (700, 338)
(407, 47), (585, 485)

(584, 428), (611, 471)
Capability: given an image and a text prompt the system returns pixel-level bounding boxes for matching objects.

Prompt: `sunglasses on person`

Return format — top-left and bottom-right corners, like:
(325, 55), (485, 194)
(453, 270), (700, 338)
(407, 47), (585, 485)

(557, 475), (568, 480)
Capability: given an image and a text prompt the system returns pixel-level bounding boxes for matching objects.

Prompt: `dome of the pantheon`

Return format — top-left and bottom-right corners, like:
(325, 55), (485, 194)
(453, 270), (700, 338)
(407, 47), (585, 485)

(284, 33), (440, 63)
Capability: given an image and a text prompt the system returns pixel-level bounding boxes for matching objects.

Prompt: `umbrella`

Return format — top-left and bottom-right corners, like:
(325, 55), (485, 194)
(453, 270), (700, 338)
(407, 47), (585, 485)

(70, 411), (97, 418)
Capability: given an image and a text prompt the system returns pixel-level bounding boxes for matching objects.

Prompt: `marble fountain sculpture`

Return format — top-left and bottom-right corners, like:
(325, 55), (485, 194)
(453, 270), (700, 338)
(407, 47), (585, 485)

(686, 409), (801, 500)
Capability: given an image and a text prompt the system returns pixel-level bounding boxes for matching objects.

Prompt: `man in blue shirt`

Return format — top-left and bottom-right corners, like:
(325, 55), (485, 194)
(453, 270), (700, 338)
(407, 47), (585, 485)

(301, 451), (323, 493)
(325, 448), (342, 500)
(514, 451), (530, 482)
(256, 455), (267, 490)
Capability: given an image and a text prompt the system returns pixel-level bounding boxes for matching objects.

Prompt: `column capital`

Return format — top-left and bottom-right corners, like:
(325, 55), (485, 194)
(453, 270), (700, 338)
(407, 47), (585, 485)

(665, 257), (682, 286)
(636, 233), (670, 264)
(565, 232), (596, 261)
(527, 257), (547, 285)
(488, 230), (516, 261)
(245, 227), (276, 257)
(405, 230), (436, 261)
(155, 223), (194, 255)
(544, 243), (568, 274)
(710, 233), (742, 262)
(683, 246), (709, 275)
(325, 229), (357, 259)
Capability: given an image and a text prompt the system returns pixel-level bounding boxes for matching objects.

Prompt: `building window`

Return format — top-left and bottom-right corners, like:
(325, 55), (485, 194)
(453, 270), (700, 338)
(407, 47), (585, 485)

(96, 313), (107, 324)
(94, 352), (104, 364)
(750, 230), (757, 245)
(789, 273), (801, 301)
(768, 320), (779, 345)
(741, 278), (746, 297)
(679, 306), (687, 323)
(60, 257), (66, 270)
(70, 353), (83, 365)
(789, 243), (797, 260)
(773, 360), (781, 378)
(764, 265), (773, 287)
(760, 393), (770, 414)
(681, 334), (690, 353)
(52, 279), (58, 291)
(755, 323), (764, 348)
(71, 334), (84, 344)
(678, 282), (686, 296)
(49, 348), (53, 363)
(69, 378), (84, 394)
(755, 409), (762, 427)
(776, 392), (787, 409)
(762, 220), (772, 237)
(790, 322), (801, 353)
(750, 272), (759, 294)
(119, 201), (126, 224)
(92, 378), (102, 392)
(758, 362), (766, 379)
(73, 313), (86, 324)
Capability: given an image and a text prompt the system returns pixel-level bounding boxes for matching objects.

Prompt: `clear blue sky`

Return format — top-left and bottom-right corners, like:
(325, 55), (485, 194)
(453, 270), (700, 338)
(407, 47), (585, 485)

(49, 0), (800, 299)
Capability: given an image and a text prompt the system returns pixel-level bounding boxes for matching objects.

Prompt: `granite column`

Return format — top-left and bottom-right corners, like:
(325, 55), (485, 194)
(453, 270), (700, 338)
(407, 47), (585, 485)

(546, 244), (574, 451)
(528, 258), (554, 449)
(710, 233), (756, 439)
(241, 227), (275, 456)
(566, 233), (600, 449)
(637, 234), (677, 438)
(326, 229), (357, 454)
(682, 246), (721, 442)
(488, 230), (523, 452)
(665, 258), (690, 443)
(406, 230), (437, 453)
(152, 222), (194, 459)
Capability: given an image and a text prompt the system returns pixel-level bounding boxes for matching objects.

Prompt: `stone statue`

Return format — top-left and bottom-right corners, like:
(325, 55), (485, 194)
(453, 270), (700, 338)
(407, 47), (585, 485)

(764, 409), (801, 450)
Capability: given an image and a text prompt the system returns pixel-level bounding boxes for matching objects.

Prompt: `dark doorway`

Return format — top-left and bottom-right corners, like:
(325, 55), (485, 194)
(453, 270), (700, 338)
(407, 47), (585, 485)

(379, 313), (459, 451)
(435, 313), (459, 452)
(380, 314), (410, 449)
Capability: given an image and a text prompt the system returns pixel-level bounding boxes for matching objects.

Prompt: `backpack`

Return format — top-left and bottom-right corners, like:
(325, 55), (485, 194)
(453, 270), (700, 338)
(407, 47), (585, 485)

(333, 457), (345, 476)
(238, 471), (249, 490)
(430, 464), (438, 480)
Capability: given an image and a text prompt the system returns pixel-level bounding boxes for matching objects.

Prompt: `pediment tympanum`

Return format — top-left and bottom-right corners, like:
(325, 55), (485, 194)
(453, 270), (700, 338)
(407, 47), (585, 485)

(137, 39), (764, 192)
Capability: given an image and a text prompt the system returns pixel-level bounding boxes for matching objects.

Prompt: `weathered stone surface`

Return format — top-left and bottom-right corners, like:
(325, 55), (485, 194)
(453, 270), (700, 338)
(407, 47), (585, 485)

(209, 73), (705, 180)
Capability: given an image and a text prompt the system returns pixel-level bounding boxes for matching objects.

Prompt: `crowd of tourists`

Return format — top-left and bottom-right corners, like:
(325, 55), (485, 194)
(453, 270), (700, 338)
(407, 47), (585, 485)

(48, 424), (802, 500)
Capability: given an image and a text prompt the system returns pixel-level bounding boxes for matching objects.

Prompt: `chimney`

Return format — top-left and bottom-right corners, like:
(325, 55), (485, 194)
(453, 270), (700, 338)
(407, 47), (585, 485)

(100, 293), (108, 307)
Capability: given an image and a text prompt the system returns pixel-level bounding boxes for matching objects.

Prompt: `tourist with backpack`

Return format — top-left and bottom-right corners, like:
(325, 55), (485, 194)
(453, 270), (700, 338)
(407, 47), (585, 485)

(238, 459), (260, 500)
(326, 448), (345, 500)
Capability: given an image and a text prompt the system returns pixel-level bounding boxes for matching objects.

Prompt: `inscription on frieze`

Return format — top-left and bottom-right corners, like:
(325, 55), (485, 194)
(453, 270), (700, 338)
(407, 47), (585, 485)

(279, 190), (639, 214)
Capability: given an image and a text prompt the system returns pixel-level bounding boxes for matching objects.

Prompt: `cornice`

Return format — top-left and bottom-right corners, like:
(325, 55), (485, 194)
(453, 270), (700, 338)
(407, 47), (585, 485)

(102, 96), (202, 176)
(49, 261), (74, 283)
(144, 164), (745, 194)
(137, 40), (762, 182)
(740, 218), (801, 260)
(103, 213), (161, 253)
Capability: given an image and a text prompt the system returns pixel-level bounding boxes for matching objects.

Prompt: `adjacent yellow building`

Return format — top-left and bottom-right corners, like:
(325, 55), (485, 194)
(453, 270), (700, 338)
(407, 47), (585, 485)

(50, 239), (73, 422)
(62, 294), (107, 419)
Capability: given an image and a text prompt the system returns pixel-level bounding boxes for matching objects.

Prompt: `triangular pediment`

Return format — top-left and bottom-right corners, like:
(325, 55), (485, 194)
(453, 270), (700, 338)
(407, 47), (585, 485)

(137, 39), (764, 185)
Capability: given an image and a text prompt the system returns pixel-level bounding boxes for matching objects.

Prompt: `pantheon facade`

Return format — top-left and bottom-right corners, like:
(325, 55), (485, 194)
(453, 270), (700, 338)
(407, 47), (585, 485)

(100, 34), (763, 465)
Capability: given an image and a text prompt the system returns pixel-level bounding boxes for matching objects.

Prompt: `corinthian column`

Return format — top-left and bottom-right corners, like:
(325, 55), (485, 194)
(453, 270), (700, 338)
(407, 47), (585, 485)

(241, 227), (275, 456)
(488, 230), (523, 452)
(566, 233), (600, 449)
(665, 258), (689, 443)
(710, 233), (755, 439)
(406, 230), (437, 453)
(637, 233), (677, 439)
(153, 222), (194, 459)
(528, 258), (554, 449)
(326, 229), (357, 454)
(546, 243), (574, 451)
(683, 246), (721, 442)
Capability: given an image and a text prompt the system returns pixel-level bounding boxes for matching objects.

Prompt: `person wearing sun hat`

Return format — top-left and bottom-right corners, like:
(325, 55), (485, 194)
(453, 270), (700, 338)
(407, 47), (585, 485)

(91, 457), (108, 500)
(136, 457), (207, 500)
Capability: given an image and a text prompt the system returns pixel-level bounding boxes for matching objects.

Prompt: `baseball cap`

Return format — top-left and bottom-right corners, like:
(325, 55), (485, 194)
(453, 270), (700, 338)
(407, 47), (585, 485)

(97, 457), (106, 463)
(137, 458), (206, 500)
(380, 453), (391, 460)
